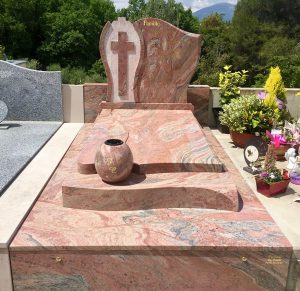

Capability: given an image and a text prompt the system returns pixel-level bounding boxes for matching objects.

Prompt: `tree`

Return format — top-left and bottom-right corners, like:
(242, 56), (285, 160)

(120, 0), (199, 33)
(38, 0), (117, 68)
(192, 14), (231, 85)
(230, 0), (300, 87)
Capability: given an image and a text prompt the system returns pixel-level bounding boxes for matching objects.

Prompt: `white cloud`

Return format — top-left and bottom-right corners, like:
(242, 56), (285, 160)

(113, 0), (237, 12)
(113, 0), (129, 10)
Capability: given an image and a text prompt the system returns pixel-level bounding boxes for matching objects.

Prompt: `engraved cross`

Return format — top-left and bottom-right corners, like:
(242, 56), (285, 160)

(111, 32), (135, 98)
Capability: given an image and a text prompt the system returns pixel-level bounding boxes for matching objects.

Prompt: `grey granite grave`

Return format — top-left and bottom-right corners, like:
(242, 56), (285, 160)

(0, 61), (64, 195)
(0, 100), (8, 123)
(0, 61), (63, 121)
(0, 121), (62, 195)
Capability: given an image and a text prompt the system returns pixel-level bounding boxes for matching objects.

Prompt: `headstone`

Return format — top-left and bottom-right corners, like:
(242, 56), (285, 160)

(135, 18), (200, 103)
(0, 100), (8, 123)
(100, 17), (200, 104)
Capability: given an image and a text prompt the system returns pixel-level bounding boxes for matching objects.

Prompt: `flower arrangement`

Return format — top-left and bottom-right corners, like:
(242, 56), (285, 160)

(265, 120), (300, 150)
(283, 120), (300, 144)
(259, 169), (287, 184)
(255, 144), (290, 197)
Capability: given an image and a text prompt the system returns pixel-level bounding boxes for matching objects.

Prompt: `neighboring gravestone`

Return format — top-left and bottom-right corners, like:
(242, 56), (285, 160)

(100, 18), (200, 104)
(0, 61), (63, 121)
(0, 100), (8, 123)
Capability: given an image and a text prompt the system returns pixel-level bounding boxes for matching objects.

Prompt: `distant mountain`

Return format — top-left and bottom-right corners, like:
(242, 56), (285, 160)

(193, 3), (236, 22)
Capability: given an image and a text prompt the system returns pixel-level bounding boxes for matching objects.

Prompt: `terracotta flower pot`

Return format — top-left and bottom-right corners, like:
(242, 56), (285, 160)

(273, 144), (291, 161)
(255, 176), (290, 197)
(273, 144), (298, 161)
(95, 139), (133, 183)
(229, 131), (256, 148)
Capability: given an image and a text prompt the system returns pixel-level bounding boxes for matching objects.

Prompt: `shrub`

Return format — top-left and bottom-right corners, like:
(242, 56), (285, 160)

(61, 67), (87, 84)
(26, 59), (39, 70)
(219, 94), (280, 134)
(219, 65), (248, 107)
(0, 45), (5, 60)
(264, 66), (286, 103)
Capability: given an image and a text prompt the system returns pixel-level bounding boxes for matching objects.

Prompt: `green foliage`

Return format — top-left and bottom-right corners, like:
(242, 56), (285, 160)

(0, 45), (4, 60)
(264, 66), (286, 102)
(26, 59), (39, 70)
(219, 95), (280, 134)
(61, 66), (87, 84)
(230, 0), (300, 87)
(38, 0), (117, 68)
(46, 59), (107, 84)
(120, 0), (199, 33)
(219, 65), (248, 106)
(192, 14), (231, 86)
(86, 59), (107, 83)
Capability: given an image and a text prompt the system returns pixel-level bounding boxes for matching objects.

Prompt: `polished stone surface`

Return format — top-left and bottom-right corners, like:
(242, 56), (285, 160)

(100, 18), (200, 104)
(0, 61), (62, 121)
(0, 124), (82, 291)
(134, 18), (200, 103)
(83, 83), (107, 123)
(0, 121), (62, 195)
(78, 109), (223, 175)
(100, 18), (141, 103)
(0, 100), (8, 123)
(10, 125), (292, 290)
(62, 172), (239, 211)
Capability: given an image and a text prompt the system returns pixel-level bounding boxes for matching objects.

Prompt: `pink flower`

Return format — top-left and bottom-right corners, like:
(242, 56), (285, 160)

(257, 92), (268, 100)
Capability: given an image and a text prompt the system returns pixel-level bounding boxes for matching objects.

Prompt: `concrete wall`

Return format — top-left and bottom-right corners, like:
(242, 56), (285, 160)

(211, 87), (300, 118)
(62, 85), (84, 123)
(60, 84), (300, 125)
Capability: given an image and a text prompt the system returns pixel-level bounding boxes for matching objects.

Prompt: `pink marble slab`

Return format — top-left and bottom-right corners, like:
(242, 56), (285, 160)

(10, 250), (290, 290)
(78, 109), (224, 174)
(98, 101), (194, 111)
(9, 125), (292, 290)
(134, 18), (201, 103)
(62, 172), (239, 211)
(10, 125), (291, 252)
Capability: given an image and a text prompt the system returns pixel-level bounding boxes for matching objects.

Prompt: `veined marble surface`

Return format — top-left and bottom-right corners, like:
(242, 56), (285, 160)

(10, 124), (291, 252)
(9, 124), (293, 291)
(78, 109), (224, 174)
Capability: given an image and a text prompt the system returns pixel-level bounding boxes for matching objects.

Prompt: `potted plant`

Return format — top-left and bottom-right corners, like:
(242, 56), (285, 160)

(255, 144), (290, 197)
(257, 66), (294, 158)
(219, 65), (248, 107)
(219, 95), (280, 147)
(216, 65), (248, 133)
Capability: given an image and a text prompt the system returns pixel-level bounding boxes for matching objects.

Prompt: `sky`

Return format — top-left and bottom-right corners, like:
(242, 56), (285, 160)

(113, 0), (237, 12)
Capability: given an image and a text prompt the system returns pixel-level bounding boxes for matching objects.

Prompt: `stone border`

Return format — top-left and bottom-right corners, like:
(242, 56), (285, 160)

(0, 123), (83, 290)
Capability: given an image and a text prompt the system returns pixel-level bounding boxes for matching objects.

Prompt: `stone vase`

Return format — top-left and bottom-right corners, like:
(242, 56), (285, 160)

(95, 139), (133, 183)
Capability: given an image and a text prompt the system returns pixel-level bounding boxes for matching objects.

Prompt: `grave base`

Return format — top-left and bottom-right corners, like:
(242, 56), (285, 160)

(9, 126), (292, 290)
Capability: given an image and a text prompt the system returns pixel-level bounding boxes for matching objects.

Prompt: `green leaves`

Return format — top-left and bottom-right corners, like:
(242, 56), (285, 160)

(219, 94), (280, 134)
(219, 65), (248, 107)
